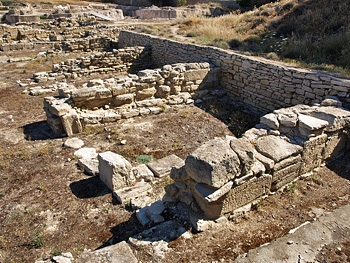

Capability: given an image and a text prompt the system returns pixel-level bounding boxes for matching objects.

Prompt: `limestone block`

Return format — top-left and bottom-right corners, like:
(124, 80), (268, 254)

(170, 165), (189, 182)
(71, 87), (97, 101)
(95, 87), (112, 99)
(98, 151), (135, 191)
(135, 98), (166, 108)
(147, 154), (184, 177)
(184, 69), (209, 82)
(64, 137), (84, 149)
(121, 109), (139, 119)
(75, 241), (137, 263)
(46, 111), (65, 135)
(254, 150), (274, 171)
(49, 100), (71, 116)
(277, 113), (298, 127)
(242, 128), (268, 141)
(194, 181), (233, 203)
(136, 87), (157, 99)
(114, 181), (152, 205)
(157, 85), (171, 99)
(300, 134), (327, 174)
(320, 97), (342, 107)
(324, 131), (347, 159)
(77, 158), (99, 176)
(255, 135), (303, 163)
(112, 94), (134, 106)
(274, 154), (302, 171)
(273, 161), (301, 183)
(131, 164), (154, 182)
(185, 137), (242, 188)
(271, 170), (299, 191)
(74, 147), (97, 159)
(309, 107), (350, 132)
(260, 113), (279, 130)
(222, 174), (272, 215)
(298, 114), (328, 131)
(230, 137), (254, 174)
(60, 109), (82, 136)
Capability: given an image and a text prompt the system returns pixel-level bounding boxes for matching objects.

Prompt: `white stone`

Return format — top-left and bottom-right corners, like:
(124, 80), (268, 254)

(63, 138), (84, 149)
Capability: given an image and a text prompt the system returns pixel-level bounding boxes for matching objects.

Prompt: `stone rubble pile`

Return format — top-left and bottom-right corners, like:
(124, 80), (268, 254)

(165, 100), (350, 218)
(44, 62), (221, 136)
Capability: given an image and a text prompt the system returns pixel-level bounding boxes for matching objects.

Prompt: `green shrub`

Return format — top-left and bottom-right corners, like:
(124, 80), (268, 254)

(135, 154), (152, 164)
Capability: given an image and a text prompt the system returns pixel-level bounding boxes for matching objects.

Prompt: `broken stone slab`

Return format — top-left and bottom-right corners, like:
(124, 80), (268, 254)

(185, 137), (242, 188)
(194, 181), (233, 203)
(254, 150), (274, 171)
(78, 158), (99, 176)
(98, 151), (135, 192)
(320, 96), (342, 107)
(147, 154), (184, 177)
(255, 135), (303, 163)
(230, 137), (254, 174)
(298, 113), (329, 131)
(131, 164), (154, 182)
(277, 113), (298, 127)
(129, 220), (186, 244)
(113, 180), (153, 205)
(63, 137), (84, 149)
(222, 174), (272, 215)
(308, 106), (350, 132)
(74, 147), (97, 159)
(136, 200), (165, 226)
(242, 127), (268, 141)
(75, 241), (137, 263)
(260, 113), (279, 130)
(60, 109), (83, 136)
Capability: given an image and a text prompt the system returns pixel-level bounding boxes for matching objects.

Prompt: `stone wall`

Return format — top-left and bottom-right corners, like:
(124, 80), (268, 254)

(44, 62), (220, 136)
(118, 30), (350, 114)
(33, 47), (151, 83)
(166, 100), (350, 218)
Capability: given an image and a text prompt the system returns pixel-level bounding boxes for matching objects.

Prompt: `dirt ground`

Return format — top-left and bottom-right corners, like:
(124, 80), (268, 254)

(0, 20), (350, 263)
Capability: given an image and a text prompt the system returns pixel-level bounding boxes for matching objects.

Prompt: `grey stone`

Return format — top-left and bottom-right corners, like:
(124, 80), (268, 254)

(147, 154), (184, 177)
(194, 181), (233, 203)
(78, 158), (99, 176)
(230, 137), (254, 174)
(260, 113), (279, 130)
(74, 147), (97, 159)
(114, 181), (152, 205)
(131, 164), (154, 182)
(185, 137), (242, 188)
(64, 137), (84, 149)
(298, 114), (328, 131)
(98, 151), (135, 191)
(75, 241), (137, 263)
(309, 106), (350, 132)
(255, 135), (303, 163)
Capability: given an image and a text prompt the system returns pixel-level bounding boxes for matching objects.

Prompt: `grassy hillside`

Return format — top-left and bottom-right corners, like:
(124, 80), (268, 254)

(178, 0), (350, 74)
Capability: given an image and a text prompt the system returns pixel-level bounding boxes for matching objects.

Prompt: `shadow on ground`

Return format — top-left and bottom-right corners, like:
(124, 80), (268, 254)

(326, 151), (350, 181)
(22, 120), (65, 140)
(70, 176), (111, 199)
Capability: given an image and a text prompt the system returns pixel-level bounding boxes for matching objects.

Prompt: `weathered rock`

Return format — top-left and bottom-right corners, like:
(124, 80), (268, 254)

(300, 134), (327, 174)
(60, 109), (83, 136)
(114, 181), (152, 205)
(98, 151), (135, 191)
(230, 137), (254, 174)
(309, 107), (350, 132)
(131, 164), (154, 182)
(75, 241), (137, 263)
(255, 135), (303, 163)
(260, 113), (279, 130)
(298, 114), (329, 131)
(147, 154), (184, 177)
(78, 158), (99, 176)
(73, 147), (97, 159)
(63, 137), (84, 149)
(185, 137), (242, 188)
(136, 200), (165, 226)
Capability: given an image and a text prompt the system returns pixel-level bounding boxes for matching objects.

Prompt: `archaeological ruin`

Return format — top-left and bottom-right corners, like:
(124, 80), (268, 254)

(40, 29), (350, 221)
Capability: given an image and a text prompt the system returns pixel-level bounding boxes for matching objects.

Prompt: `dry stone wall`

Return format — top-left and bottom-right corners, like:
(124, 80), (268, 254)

(166, 101), (350, 219)
(44, 62), (220, 136)
(118, 30), (350, 114)
(34, 46), (151, 83)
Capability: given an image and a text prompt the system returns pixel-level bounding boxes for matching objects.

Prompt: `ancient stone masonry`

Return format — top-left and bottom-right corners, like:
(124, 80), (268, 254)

(34, 46), (151, 83)
(166, 100), (350, 218)
(118, 30), (350, 114)
(44, 61), (220, 136)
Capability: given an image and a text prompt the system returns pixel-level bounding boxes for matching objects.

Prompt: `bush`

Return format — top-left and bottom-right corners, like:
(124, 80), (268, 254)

(135, 154), (152, 164)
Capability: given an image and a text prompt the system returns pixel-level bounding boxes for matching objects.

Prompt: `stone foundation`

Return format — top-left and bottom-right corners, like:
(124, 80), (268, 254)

(44, 61), (220, 136)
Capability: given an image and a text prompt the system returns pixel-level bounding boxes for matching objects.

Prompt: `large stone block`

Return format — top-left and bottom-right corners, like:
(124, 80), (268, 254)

(300, 134), (327, 174)
(60, 109), (82, 136)
(222, 174), (272, 215)
(230, 137), (254, 174)
(309, 107), (350, 132)
(147, 154), (184, 177)
(185, 137), (242, 188)
(255, 135), (303, 163)
(272, 161), (301, 183)
(98, 151), (135, 191)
